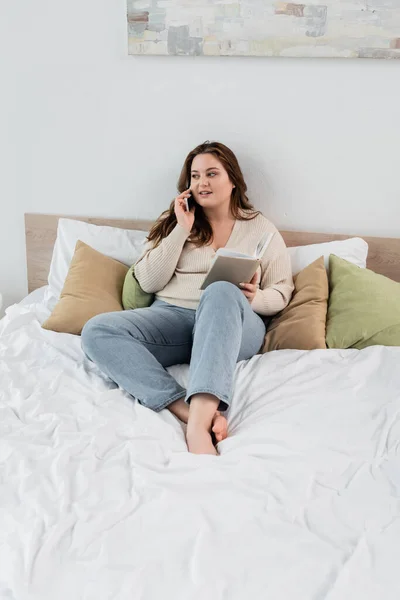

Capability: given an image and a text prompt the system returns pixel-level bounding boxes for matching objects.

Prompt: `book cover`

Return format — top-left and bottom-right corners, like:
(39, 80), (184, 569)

(200, 232), (274, 291)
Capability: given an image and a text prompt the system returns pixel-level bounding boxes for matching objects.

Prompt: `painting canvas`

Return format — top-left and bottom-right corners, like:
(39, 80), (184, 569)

(127, 0), (400, 59)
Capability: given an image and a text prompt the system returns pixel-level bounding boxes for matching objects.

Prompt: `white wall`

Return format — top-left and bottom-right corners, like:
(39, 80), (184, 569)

(1, 0), (399, 314)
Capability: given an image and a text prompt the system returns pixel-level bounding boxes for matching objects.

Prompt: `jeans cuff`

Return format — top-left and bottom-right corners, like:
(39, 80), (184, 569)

(145, 389), (186, 413)
(185, 388), (230, 412)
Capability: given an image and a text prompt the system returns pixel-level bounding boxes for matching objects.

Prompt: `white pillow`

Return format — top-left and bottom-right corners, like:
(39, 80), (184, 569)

(47, 218), (149, 301)
(288, 237), (368, 276)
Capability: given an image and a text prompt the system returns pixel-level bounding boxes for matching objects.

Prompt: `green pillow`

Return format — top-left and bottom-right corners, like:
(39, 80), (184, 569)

(122, 265), (154, 310)
(326, 254), (400, 349)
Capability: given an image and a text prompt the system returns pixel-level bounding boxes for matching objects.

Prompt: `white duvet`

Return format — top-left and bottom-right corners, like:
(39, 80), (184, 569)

(1, 294), (400, 600)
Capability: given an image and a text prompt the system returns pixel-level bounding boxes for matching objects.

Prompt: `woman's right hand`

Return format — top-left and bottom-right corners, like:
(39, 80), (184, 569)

(174, 189), (195, 233)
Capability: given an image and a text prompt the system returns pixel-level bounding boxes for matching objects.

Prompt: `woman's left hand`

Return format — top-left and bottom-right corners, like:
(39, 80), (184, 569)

(239, 272), (260, 304)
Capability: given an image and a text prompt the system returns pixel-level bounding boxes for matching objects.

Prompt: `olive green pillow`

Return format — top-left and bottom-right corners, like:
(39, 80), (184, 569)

(326, 254), (400, 349)
(122, 265), (154, 310)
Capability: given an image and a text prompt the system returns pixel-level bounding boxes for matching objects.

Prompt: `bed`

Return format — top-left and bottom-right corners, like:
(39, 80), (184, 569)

(0, 214), (399, 600)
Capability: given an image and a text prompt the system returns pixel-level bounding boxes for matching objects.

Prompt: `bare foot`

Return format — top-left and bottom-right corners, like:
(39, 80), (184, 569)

(186, 426), (218, 455)
(212, 411), (228, 443)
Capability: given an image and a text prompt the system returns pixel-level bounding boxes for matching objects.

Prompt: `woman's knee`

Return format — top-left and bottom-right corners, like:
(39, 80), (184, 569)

(81, 312), (121, 358)
(201, 281), (244, 307)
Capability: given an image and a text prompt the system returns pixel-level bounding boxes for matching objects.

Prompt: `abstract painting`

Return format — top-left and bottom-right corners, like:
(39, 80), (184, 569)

(127, 0), (400, 59)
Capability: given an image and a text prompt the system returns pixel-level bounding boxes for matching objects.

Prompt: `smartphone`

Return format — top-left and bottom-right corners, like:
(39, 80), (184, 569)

(185, 193), (195, 212)
(185, 180), (196, 211)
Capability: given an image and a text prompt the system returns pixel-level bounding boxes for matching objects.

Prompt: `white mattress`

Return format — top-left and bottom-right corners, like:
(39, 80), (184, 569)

(1, 294), (400, 600)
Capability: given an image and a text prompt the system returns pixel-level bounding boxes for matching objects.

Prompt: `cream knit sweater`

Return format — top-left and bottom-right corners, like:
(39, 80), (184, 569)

(134, 212), (294, 316)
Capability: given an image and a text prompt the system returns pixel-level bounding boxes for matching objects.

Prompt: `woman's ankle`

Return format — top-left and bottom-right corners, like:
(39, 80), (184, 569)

(187, 393), (220, 430)
(166, 397), (189, 423)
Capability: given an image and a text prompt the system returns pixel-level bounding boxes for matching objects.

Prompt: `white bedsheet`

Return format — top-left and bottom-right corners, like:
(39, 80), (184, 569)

(1, 300), (400, 600)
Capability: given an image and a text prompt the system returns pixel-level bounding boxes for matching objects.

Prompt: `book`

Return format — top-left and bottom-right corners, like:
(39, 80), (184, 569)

(200, 232), (275, 291)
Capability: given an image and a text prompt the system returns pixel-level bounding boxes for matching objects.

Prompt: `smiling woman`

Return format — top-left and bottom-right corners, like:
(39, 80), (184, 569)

(190, 157), (232, 211)
(81, 140), (294, 456)
(146, 140), (261, 249)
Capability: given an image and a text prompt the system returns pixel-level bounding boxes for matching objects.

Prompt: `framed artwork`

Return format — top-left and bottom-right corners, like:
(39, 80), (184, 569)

(127, 0), (400, 59)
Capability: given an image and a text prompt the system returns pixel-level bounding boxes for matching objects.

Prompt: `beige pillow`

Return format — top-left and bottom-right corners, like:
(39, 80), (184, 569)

(42, 240), (128, 335)
(262, 256), (328, 352)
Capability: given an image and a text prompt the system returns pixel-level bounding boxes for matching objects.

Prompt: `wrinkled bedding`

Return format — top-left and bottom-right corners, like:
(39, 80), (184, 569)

(1, 296), (400, 600)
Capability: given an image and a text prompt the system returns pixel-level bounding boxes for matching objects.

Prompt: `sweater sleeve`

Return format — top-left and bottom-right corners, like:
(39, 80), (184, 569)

(134, 223), (190, 293)
(250, 229), (294, 316)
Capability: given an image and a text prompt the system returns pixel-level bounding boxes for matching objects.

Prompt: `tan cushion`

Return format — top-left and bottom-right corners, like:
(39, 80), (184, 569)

(42, 240), (128, 335)
(262, 256), (328, 352)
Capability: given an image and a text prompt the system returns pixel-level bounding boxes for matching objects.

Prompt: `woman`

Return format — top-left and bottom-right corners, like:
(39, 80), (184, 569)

(81, 141), (294, 455)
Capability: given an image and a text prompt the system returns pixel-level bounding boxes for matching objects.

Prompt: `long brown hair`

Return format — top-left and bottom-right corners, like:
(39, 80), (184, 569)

(147, 140), (260, 248)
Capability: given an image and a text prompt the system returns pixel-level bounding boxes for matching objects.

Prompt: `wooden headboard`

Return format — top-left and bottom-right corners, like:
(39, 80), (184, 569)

(25, 213), (400, 292)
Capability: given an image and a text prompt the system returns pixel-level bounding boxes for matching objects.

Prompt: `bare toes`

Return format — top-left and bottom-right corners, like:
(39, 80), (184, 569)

(212, 414), (228, 442)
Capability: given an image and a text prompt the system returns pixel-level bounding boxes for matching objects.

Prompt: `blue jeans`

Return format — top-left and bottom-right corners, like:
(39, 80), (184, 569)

(81, 281), (266, 412)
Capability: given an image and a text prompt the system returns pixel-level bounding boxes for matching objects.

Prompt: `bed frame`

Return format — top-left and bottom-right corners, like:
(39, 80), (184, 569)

(24, 213), (400, 293)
